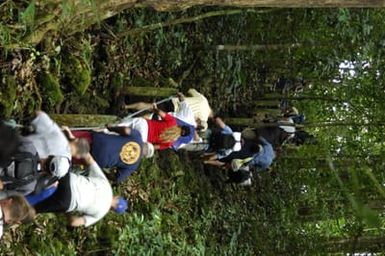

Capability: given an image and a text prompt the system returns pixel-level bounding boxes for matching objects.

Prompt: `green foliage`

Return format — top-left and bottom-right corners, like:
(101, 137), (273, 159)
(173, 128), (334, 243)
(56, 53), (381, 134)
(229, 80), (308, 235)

(19, 2), (35, 33)
(62, 54), (91, 95)
(38, 72), (64, 110)
(0, 24), (12, 52)
(0, 75), (17, 118)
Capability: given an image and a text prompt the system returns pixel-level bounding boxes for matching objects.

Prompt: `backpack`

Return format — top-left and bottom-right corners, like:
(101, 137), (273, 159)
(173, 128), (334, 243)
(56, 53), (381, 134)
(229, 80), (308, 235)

(0, 140), (40, 195)
(0, 121), (19, 168)
(228, 167), (252, 186)
(227, 140), (275, 185)
(228, 158), (253, 186)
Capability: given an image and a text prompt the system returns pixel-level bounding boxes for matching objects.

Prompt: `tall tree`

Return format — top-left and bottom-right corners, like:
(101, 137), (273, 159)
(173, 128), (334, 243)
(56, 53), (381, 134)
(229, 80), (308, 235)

(20, 0), (385, 47)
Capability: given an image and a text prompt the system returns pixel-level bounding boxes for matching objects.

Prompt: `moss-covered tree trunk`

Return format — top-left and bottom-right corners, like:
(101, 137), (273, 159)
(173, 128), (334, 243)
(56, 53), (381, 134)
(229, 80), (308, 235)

(38, 0), (385, 9)
(28, 0), (385, 47)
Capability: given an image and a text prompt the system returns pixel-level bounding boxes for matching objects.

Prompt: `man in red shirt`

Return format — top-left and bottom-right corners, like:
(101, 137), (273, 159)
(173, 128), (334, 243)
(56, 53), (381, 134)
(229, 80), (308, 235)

(119, 104), (191, 150)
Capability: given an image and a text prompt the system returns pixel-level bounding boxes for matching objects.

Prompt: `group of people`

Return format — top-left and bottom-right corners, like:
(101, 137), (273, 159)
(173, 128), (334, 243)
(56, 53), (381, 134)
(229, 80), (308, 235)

(0, 88), (312, 239)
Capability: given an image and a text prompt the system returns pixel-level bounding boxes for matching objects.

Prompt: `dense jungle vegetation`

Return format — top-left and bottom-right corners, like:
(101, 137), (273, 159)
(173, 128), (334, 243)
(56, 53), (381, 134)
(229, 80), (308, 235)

(1, 1), (385, 255)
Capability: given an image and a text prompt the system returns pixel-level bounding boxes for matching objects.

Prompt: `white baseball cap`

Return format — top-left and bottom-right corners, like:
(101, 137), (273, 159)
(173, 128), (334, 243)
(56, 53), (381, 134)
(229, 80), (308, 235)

(49, 156), (70, 178)
(144, 143), (155, 158)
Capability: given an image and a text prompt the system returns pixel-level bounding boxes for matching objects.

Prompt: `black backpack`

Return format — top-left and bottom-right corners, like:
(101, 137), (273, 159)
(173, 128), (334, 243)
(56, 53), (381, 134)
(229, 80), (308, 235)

(0, 140), (40, 194)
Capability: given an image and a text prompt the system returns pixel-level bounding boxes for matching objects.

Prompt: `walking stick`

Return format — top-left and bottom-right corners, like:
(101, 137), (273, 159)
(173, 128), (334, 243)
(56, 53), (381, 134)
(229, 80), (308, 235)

(4, 96), (176, 131)
(67, 96), (176, 131)
(123, 96), (176, 120)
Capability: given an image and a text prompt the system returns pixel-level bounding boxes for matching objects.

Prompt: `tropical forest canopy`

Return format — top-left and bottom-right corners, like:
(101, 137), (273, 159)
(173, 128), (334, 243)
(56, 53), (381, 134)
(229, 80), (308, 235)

(1, 1), (385, 255)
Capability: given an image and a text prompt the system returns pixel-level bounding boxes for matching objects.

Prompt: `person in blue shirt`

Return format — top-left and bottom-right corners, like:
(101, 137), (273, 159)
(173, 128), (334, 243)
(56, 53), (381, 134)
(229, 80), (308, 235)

(172, 118), (196, 151)
(92, 127), (154, 183)
(65, 127), (154, 183)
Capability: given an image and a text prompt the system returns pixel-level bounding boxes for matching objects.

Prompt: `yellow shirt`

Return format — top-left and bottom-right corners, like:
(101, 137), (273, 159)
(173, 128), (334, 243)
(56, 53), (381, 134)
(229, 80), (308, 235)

(172, 89), (212, 122)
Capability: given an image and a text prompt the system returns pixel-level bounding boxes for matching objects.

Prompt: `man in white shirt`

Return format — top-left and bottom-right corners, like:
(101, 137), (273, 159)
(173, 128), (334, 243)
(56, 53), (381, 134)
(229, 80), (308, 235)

(34, 153), (128, 227)
(26, 111), (90, 178)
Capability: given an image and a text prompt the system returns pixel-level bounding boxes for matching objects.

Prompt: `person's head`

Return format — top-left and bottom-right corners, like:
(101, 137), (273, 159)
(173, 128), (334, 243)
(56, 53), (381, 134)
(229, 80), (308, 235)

(111, 196), (129, 214)
(69, 138), (90, 159)
(142, 142), (155, 158)
(241, 129), (257, 141)
(45, 156), (70, 178)
(0, 122), (20, 167)
(210, 133), (235, 151)
(180, 126), (191, 137)
(0, 194), (36, 225)
(293, 131), (317, 145)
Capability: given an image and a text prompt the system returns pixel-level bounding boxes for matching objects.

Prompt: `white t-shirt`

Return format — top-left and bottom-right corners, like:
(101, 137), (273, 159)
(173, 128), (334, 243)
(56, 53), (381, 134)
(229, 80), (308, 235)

(27, 112), (71, 159)
(68, 162), (113, 227)
(172, 101), (197, 127)
(216, 126), (242, 159)
(279, 118), (296, 134)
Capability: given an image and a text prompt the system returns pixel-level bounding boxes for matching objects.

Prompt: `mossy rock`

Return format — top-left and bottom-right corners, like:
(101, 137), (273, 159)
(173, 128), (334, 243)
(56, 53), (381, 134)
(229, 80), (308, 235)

(38, 72), (64, 108)
(62, 55), (91, 95)
(0, 75), (17, 118)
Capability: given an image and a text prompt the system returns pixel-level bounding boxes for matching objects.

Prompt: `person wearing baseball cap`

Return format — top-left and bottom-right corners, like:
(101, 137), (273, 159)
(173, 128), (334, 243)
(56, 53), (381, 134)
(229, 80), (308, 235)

(47, 156), (71, 178)
(34, 153), (128, 227)
(25, 111), (92, 179)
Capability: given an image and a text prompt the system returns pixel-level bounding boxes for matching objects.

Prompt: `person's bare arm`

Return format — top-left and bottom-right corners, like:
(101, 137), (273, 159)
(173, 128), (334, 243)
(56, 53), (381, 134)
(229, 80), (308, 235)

(208, 109), (214, 118)
(193, 131), (200, 141)
(187, 89), (201, 97)
(62, 126), (76, 141)
(203, 152), (216, 157)
(107, 125), (132, 136)
(35, 110), (43, 117)
(68, 216), (86, 227)
(153, 145), (161, 150)
(152, 103), (167, 119)
(204, 159), (225, 167)
(177, 92), (185, 102)
(213, 117), (226, 129)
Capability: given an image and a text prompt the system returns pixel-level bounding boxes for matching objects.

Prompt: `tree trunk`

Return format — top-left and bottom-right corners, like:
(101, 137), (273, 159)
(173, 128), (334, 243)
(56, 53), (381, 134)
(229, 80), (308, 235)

(52, 0), (385, 9)
(109, 0), (385, 9)
(326, 235), (385, 253)
(24, 0), (385, 48)
(217, 43), (302, 51)
(124, 86), (177, 97)
(118, 9), (273, 37)
(51, 114), (118, 127)
(224, 119), (385, 128)
(258, 94), (346, 103)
